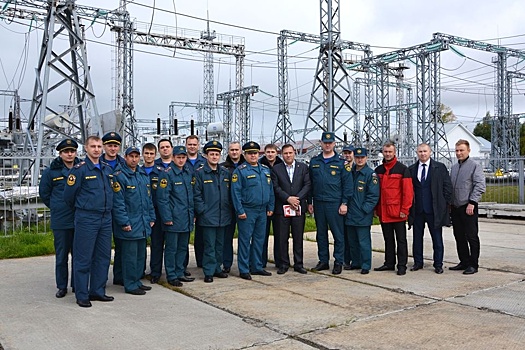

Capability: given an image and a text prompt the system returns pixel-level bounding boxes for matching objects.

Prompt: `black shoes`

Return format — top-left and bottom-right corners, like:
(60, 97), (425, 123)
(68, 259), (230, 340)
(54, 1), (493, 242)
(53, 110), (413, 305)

(150, 276), (160, 284)
(410, 265), (423, 271)
(168, 279), (183, 287)
(76, 299), (92, 308)
(184, 270), (192, 277)
(374, 265), (395, 272)
(56, 289), (67, 298)
(127, 288), (146, 295)
(332, 264), (342, 275)
(213, 271), (228, 278)
(463, 266), (478, 275)
(222, 267), (231, 273)
(178, 276), (195, 282)
(294, 267), (308, 274)
(113, 280), (124, 286)
(435, 267), (444, 274)
(277, 267), (288, 275)
(240, 273), (252, 280)
(343, 263), (352, 270)
(361, 269), (369, 274)
(204, 275), (214, 283)
(449, 263), (468, 271)
(252, 270), (272, 276)
(312, 262), (329, 272)
(139, 285), (152, 291)
(89, 294), (114, 302)
(397, 267), (407, 276)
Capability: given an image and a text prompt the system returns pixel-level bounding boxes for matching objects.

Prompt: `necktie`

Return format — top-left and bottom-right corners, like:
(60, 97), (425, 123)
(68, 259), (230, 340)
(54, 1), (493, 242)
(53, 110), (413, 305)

(421, 163), (426, 183)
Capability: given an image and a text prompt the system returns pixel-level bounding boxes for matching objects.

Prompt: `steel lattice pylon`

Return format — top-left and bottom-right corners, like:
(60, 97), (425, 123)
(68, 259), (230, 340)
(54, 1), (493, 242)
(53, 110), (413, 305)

(201, 22), (217, 129)
(300, 0), (358, 152)
(24, 0), (101, 185)
(217, 85), (258, 145)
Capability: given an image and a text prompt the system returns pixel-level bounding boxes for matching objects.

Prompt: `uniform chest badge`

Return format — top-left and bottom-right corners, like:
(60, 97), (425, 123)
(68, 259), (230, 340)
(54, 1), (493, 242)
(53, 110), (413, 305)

(232, 174), (238, 183)
(67, 174), (76, 186)
(191, 176), (196, 185)
(267, 177), (271, 184)
(331, 170), (336, 176)
(159, 178), (168, 188)
(152, 183), (158, 190)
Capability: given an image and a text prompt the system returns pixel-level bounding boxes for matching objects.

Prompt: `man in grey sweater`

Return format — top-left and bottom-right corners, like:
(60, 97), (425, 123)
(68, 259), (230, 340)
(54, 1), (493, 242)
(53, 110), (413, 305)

(449, 139), (486, 275)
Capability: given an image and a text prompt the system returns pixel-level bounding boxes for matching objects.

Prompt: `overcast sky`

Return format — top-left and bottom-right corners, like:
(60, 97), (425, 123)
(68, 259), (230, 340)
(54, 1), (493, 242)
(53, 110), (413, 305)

(1, 0), (524, 143)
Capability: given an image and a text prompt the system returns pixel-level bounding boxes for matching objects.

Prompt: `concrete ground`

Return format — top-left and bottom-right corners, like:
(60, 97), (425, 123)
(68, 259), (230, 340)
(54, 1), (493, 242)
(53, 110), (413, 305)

(1, 219), (524, 350)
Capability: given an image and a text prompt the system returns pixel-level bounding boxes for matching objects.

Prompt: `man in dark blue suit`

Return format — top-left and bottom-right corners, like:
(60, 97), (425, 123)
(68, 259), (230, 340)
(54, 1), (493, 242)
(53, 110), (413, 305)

(271, 144), (311, 274)
(408, 143), (452, 274)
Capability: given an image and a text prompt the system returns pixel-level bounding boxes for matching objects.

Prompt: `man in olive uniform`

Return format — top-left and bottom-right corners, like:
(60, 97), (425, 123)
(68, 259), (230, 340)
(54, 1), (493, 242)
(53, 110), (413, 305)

(193, 141), (232, 282)
(39, 138), (80, 298)
(231, 141), (275, 280)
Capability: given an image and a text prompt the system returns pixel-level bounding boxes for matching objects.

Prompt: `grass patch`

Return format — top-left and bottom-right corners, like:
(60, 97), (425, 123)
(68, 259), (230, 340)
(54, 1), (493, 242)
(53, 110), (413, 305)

(482, 185), (520, 204)
(0, 224), (54, 259)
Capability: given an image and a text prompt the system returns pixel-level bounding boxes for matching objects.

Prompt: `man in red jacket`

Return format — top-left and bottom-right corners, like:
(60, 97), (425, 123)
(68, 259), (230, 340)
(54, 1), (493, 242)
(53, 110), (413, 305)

(374, 142), (413, 276)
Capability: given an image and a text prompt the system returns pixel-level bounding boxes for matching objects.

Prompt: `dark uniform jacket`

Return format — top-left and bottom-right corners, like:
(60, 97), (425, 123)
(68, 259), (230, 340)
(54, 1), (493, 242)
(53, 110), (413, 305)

(39, 156), (80, 230)
(272, 161), (311, 215)
(221, 154), (246, 173)
(408, 159), (452, 229)
(346, 164), (380, 227)
(148, 158), (171, 207)
(156, 163), (194, 233)
(185, 154), (206, 174)
(308, 152), (353, 204)
(63, 157), (114, 213)
(231, 163), (275, 216)
(112, 164), (156, 240)
(100, 154), (125, 171)
(193, 163), (232, 227)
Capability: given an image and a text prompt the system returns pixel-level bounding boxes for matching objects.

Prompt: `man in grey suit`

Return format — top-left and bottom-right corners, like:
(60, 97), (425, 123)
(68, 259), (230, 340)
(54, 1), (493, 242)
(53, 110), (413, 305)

(271, 144), (311, 274)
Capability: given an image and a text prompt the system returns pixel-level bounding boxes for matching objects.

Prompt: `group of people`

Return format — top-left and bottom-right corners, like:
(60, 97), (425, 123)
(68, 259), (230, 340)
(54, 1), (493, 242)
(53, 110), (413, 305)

(39, 130), (486, 308)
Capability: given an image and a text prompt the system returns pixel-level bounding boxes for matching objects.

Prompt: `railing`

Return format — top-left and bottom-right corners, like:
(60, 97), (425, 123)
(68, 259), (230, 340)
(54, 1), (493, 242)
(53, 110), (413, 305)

(0, 154), (53, 236)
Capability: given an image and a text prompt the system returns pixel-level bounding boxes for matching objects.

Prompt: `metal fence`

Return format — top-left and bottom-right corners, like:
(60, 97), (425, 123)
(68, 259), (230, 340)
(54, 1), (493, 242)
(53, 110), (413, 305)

(1, 154), (53, 236)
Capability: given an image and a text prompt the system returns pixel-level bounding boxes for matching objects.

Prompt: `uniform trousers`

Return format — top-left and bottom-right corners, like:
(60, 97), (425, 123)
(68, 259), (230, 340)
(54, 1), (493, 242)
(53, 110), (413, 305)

(149, 208), (164, 278)
(112, 237), (123, 284)
(237, 206), (267, 274)
(262, 215), (281, 268)
(313, 200), (345, 265)
(192, 224), (204, 268)
(380, 221), (408, 269)
(202, 226), (226, 276)
(53, 228), (75, 290)
(222, 216), (237, 269)
(412, 212), (444, 268)
(121, 238), (146, 292)
(344, 225), (352, 266)
(73, 210), (112, 301)
(164, 231), (189, 281)
(451, 204), (480, 269)
(346, 225), (372, 270)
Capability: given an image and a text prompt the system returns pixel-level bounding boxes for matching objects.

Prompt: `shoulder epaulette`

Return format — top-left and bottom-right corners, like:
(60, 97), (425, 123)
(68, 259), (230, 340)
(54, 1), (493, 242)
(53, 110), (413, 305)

(238, 164), (247, 169)
(100, 160), (110, 166)
(74, 161), (86, 169)
(113, 170), (122, 176)
(164, 166), (172, 172)
(261, 164), (269, 169)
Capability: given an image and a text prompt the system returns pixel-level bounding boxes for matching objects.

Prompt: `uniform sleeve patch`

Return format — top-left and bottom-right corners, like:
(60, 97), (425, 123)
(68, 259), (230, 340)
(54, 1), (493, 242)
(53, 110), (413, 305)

(113, 181), (121, 192)
(159, 178), (168, 188)
(67, 174), (76, 186)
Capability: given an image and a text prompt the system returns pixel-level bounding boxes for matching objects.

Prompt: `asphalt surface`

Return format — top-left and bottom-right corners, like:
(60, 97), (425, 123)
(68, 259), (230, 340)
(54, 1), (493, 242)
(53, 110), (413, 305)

(1, 218), (524, 350)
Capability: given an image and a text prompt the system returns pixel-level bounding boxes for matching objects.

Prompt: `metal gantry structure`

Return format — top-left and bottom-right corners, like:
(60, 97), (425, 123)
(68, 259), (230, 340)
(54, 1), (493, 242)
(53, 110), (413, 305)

(217, 85), (259, 146)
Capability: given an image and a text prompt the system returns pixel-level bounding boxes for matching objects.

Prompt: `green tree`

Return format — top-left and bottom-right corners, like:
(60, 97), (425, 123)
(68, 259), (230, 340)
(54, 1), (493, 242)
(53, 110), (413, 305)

(440, 103), (457, 123)
(473, 111), (492, 141)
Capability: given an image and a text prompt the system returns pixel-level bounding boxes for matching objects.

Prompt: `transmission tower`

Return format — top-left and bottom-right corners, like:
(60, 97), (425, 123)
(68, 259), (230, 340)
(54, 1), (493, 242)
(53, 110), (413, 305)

(217, 85), (259, 145)
(201, 19), (217, 129)
(21, 0), (101, 185)
(300, 0), (360, 152)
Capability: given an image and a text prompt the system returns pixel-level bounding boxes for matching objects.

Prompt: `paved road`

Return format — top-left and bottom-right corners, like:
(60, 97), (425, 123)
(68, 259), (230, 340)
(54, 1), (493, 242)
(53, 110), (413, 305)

(1, 219), (524, 349)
